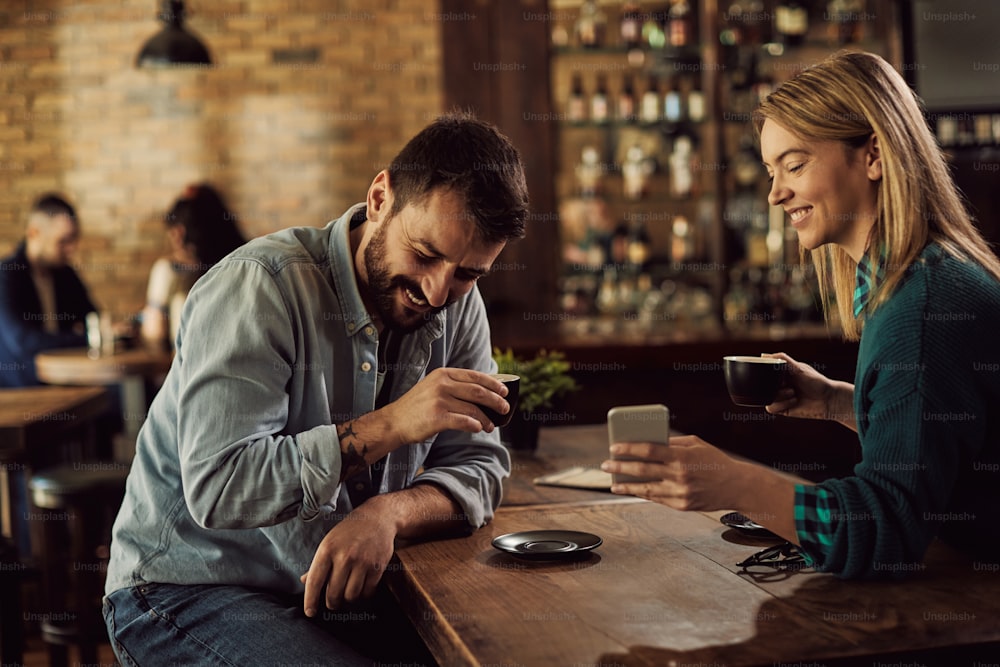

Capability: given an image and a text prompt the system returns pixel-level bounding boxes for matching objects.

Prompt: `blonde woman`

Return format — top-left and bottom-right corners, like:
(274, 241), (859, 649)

(602, 51), (1000, 578)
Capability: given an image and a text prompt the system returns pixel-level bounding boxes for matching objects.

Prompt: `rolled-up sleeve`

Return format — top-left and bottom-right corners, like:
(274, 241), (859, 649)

(174, 258), (343, 529)
(417, 428), (511, 529)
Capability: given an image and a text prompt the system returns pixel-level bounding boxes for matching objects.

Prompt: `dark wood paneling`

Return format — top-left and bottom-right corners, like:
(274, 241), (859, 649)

(441, 0), (560, 318)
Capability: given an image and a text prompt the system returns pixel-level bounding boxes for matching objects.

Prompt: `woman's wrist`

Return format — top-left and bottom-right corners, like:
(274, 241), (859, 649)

(827, 380), (857, 430)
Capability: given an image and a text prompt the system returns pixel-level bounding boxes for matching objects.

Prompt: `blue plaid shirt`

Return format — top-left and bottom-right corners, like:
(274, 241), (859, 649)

(794, 251), (883, 565)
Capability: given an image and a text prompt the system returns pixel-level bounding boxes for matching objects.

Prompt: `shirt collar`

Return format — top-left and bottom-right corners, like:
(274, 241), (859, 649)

(853, 247), (886, 318)
(327, 203), (444, 340)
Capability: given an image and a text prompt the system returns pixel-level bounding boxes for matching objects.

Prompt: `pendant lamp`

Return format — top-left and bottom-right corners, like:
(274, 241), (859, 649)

(136, 0), (212, 67)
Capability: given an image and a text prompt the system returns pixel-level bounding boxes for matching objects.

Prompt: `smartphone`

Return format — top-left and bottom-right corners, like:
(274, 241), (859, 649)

(607, 404), (670, 484)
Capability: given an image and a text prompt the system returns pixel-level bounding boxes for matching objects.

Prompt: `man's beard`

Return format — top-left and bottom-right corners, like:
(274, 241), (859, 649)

(364, 220), (447, 333)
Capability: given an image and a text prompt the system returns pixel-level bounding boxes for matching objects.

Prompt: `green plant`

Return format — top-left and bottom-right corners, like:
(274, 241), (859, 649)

(492, 348), (579, 414)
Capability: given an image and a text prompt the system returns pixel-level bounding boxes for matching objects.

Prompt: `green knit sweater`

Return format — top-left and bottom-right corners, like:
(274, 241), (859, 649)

(804, 243), (1000, 578)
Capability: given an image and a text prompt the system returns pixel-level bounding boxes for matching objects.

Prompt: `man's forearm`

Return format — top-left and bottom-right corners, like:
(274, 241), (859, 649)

(360, 482), (469, 540)
(335, 409), (401, 483)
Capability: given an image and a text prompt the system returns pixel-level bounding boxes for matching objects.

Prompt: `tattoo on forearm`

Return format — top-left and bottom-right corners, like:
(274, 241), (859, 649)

(338, 421), (370, 482)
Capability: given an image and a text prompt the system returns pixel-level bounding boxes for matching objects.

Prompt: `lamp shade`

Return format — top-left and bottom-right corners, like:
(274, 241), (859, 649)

(136, 0), (211, 67)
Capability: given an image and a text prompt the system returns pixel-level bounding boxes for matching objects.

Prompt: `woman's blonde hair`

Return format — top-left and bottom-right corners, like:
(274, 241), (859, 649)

(753, 50), (1000, 341)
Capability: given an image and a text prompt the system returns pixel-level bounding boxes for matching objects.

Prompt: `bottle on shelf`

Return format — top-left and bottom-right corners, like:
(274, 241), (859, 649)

(641, 9), (667, 49)
(774, 1), (810, 49)
(687, 78), (706, 123)
(597, 266), (620, 315)
(617, 75), (637, 123)
(669, 135), (696, 199)
(764, 267), (788, 323)
(785, 266), (818, 322)
(575, 0), (608, 49)
(552, 22), (570, 48)
(746, 206), (770, 267)
(626, 218), (652, 269)
(974, 113), (994, 145)
(575, 146), (605, 197)
(723, 267), (752, 329)
(591, 73), (610, 124)
(640, 75), (661, 124)
(620, 2), (642, 50)
(723, 0), (768, 46)
(567, 72), (587, 123)
(826, 0), (866, 46)
(622, 144), (653, 201)
(667, 0), (693, 49)
(663, 77), (683, 124)
(670, 215), (696, 264)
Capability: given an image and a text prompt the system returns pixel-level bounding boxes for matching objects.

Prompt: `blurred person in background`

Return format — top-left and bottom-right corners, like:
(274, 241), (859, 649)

(140, 183), (246, 349)
(0, 193), (96, 387)
(602, 51), (1000, 578)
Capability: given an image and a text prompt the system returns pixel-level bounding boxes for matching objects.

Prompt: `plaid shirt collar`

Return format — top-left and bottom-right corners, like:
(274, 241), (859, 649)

(853, 247), (886, 318)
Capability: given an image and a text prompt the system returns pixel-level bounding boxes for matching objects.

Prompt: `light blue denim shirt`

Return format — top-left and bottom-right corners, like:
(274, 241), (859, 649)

(106, 203), (510, 595)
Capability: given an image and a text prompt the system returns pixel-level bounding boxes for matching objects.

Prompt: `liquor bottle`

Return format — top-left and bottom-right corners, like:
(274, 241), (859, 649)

(670, 215), (695, 263)
(687, 79), (706, 123)
(620, 2), (642, 49)
(668, 135), (695, 199)
(731, 134), (765, 188)
(621, 145), (652, 200)
(667, 0), (693, 48)
(567, 73), (586, 123)
(597, 267), (620, 315)
(640, 75), (660, 123)
(575, 0), (607, 48)
(723, 268), (752, 329)
(785, 266), (816, 322)
(591, 74), (610, 124)
(746, 206), (770, 267)
(575, 146), (604, 197)
(617, 75), (637, 123)
(641, 9), (666, 49)
(725, 0), (768, 46)
(663, 77), (683, 123)
(626, 219), (651, 268)
(826, 0), (865, 45)
(775, 1), (809, 48)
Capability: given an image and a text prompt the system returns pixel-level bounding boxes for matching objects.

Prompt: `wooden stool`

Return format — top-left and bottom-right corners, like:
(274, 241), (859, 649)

(29, 464), (129, 667)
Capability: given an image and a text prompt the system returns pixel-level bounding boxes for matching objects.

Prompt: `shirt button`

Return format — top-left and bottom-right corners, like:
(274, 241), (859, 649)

(347, 322), (356, 331)
(354, 483), (366, 492)
(361, 361), (372, 372)
(364, 326), (374, 336)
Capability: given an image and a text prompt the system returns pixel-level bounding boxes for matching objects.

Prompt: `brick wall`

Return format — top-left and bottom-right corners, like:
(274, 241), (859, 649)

(0, 0), (443, 319)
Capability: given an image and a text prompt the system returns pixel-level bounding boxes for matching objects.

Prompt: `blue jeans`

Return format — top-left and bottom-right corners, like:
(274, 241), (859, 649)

(103, 582), (413, 666)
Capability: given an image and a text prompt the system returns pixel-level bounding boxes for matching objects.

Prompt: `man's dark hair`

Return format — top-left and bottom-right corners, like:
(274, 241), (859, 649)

(387, 111), (528, 243)
(31, 193), (78, 223)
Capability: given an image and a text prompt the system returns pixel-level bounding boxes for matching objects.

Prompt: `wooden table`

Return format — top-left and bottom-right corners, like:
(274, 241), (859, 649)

(504, 424), (614, 507)
(0, 386), (111, 458)
(0, 385), (111, 542)
(35, 347), (173, 456)
(0, 385), (114, 665)
(388, 425), (1000, 667)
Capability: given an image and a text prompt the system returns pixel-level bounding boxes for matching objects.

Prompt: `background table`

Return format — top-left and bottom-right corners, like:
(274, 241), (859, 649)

(35, 347), (172, 457)
(0, 385), (111, 550)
